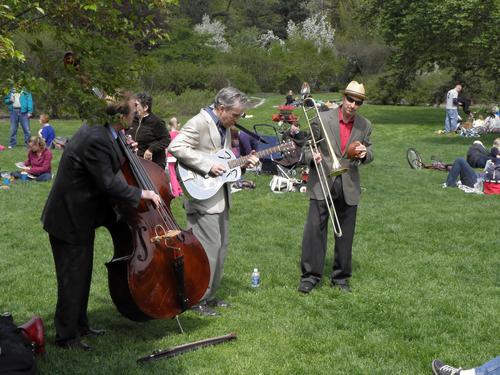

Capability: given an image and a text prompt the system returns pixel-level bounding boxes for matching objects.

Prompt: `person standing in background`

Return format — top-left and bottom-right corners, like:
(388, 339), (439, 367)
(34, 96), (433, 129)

(444, 83), (463, 133)
(126, 92), (170, 169)
(167, 117), (183, 197)
(4, 86), (33, 148)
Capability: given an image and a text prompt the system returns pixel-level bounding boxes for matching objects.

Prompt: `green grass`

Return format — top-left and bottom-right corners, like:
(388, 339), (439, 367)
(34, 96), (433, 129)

(0, 96), (498, 375)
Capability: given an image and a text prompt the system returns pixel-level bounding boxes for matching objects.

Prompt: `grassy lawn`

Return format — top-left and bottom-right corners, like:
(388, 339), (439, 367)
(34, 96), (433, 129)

(0, 95), (498, 374)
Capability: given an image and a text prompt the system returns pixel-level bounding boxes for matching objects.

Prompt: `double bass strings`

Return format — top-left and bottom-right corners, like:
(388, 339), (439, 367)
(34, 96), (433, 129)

(117, 133), (178, 231)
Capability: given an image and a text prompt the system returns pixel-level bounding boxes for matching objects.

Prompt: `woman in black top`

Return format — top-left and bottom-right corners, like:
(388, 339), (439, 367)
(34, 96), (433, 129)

(127, 92), (170, 169)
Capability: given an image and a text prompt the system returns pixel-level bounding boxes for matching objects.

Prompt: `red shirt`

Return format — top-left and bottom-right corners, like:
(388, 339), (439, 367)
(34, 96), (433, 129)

(338, 107), (354, 153)
(24, 148), (52, 176)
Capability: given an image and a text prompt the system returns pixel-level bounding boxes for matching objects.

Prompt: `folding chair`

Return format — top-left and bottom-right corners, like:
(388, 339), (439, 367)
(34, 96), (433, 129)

(253, 124), (282, 174)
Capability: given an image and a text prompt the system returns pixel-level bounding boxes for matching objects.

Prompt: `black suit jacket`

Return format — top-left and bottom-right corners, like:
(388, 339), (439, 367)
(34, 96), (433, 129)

(41, 123), (142, 244)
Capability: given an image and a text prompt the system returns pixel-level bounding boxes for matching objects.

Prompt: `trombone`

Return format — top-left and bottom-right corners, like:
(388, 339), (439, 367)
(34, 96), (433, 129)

(302, 97), (345, 237)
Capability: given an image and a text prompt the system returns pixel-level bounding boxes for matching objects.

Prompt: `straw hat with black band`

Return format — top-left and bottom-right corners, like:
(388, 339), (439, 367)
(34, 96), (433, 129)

(340, 81), (367, 101)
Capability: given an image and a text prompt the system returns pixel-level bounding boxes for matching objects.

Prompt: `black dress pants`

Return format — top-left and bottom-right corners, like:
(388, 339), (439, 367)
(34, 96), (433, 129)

(300, 176), (357, 285)
(50, 234), (94, 343)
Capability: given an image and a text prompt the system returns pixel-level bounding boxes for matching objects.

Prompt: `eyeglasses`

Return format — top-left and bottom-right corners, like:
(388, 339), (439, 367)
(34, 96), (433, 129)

(345, 96), (363, 106)
(228, 111), (244, 119)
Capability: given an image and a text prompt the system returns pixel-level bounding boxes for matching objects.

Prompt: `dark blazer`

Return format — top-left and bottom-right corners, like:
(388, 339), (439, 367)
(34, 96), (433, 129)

(41, 123), (142, 244)
(305, 107), (373, 206)
(127, 113), (170, 169)
(466, 142), (494, 168)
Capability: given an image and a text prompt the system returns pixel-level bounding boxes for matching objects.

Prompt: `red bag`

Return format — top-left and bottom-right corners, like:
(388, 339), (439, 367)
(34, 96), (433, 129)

(483, 181), (500, 195)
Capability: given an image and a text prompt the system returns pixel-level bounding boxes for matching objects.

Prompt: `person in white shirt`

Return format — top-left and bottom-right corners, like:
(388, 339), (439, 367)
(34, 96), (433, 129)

(444, 83), (463, 133)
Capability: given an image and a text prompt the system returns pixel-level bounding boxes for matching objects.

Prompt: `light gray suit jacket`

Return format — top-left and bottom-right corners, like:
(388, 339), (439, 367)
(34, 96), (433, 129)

(168, 109), (232, 214)
(305, 107), (373, 206)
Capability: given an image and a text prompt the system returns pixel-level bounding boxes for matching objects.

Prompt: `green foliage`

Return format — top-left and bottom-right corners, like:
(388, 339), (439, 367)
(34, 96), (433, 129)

(367, 69), (454, 106)
(143, 61), (210, 95)
(0, 1), (177, 119)
(0, 97), (499, 374)
(206, 62), (260, 93)
(362, 0), (500, 101)
(151, 89), (214, 120)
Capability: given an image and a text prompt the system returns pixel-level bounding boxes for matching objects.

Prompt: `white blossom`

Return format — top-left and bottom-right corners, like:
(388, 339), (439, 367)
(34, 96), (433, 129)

(258, 30), (284, 49)
(287, 13), (335, 51)
(194, 14), (231, 52)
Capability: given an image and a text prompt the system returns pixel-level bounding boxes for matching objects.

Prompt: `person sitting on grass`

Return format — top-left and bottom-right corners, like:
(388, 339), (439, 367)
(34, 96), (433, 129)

(15, 136), (52, 181)
(432, 356), (500, 375)
(443, 154), (500, 191)
(38, 113), (56, 149)
(466, 138), (500, 168)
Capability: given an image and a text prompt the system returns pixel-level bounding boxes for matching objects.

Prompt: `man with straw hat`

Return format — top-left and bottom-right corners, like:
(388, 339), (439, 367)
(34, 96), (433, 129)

(298, 81), (373, 294)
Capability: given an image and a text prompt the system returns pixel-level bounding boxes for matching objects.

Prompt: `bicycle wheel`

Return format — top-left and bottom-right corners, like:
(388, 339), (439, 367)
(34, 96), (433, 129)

(407, 148), (423, 169)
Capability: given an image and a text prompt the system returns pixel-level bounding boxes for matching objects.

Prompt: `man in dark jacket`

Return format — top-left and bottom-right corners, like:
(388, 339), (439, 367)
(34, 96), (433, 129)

(126, 93), (170, 169)
(41, 94), (161, 351)
(466, 140), (497, 168)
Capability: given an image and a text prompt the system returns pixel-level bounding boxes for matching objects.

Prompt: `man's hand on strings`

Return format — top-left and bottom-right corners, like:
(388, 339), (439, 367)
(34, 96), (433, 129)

(209, 163), (226, 177)
(142, 190), (161, 207)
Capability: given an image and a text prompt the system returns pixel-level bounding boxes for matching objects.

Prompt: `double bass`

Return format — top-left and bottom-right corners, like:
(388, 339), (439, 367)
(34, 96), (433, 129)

(63, 55), (210, 321)
(105, 132), (210, 321)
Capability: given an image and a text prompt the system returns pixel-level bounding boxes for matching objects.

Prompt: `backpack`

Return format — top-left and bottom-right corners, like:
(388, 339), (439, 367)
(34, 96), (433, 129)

(0, 314), (37, 375)
(483, 160), (500, 195)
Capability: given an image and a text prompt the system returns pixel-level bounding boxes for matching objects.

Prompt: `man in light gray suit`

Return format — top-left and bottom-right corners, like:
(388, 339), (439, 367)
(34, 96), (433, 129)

(168, 87), (258, 316)
(298, 81), (373, 294)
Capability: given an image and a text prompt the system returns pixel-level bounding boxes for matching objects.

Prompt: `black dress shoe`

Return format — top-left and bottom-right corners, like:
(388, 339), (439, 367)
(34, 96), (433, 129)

(206, 299), (230, 308)
(298, 280), (315, 294)
(331, 281), (351, 293)
(56, 339), (92, 351)
(80, 327), (106, 337)
(190, 303), (220, 317)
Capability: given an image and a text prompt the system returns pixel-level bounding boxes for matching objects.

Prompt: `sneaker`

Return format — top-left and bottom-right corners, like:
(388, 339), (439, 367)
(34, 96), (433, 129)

(431, 359), (461, 375)
(8, 146), (13, 149)
(441, 183), (448, 188)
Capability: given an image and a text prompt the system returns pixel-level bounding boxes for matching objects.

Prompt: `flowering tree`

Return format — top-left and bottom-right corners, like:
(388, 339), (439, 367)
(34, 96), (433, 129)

(257, 30), (284, 50)
(287, 13), (335, 52)
(194, 14), (230, 52)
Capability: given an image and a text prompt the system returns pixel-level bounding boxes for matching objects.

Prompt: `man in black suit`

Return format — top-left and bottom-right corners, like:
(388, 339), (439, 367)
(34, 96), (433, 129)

(41, 94), (161, 351)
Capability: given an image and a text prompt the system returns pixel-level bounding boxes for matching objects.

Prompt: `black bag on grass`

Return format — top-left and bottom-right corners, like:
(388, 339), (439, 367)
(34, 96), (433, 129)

(0, 314), (37, 374)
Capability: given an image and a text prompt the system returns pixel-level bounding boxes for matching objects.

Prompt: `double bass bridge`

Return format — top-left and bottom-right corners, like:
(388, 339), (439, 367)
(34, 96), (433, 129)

(150, 225), (181, 245)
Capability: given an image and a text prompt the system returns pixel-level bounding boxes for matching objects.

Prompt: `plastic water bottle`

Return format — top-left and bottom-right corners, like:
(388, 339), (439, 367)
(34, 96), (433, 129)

(251, 268), (260, 288)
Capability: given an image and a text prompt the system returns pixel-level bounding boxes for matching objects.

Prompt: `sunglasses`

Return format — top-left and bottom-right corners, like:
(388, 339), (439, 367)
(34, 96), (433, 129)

(345, 96), (363, 106)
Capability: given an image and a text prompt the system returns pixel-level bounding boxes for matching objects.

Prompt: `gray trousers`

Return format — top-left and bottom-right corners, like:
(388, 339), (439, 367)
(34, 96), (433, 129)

(187, 206), (229, 302)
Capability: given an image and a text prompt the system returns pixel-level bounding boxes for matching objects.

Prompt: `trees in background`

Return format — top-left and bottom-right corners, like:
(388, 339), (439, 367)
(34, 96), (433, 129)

(0, 0), (175, 117)
(1, 0), (497, 118)
(362, 0), (500, 104)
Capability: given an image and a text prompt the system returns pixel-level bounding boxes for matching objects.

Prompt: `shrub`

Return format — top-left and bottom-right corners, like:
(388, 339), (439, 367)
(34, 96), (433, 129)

(151, 89), (215, 120)
(143, 61), (210, 95)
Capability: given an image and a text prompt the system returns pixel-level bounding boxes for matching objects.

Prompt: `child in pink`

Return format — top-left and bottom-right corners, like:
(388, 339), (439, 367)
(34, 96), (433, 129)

(167, 117), (183, 197)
